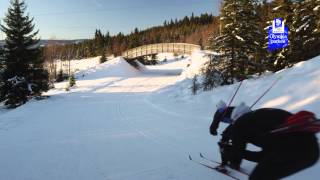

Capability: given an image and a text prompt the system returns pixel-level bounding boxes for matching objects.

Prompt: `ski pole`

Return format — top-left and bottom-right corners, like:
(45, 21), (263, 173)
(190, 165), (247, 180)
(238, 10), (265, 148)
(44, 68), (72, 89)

(227, 80), (243, 108)
(220, 80), (243, 118)
(270, 118), (320, 134)
(250, 76), (282, 109)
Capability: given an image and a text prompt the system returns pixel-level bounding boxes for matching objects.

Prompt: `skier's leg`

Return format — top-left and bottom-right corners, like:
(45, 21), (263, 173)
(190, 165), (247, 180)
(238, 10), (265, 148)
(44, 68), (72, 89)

(249, 152), (280, 180)
(219, 124), (233, 166)
(249, 141), (319, 180)
(272, 139), (319, 179)
(218, 141), (231, 166)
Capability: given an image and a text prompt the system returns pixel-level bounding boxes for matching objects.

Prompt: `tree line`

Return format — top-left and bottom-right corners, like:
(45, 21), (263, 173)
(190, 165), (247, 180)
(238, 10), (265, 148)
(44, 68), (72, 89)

(43, 13), (219, 61)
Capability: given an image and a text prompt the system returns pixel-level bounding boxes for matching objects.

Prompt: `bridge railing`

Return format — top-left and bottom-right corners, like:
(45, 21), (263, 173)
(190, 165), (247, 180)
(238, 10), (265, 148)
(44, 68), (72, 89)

(122, 43), (201, 59)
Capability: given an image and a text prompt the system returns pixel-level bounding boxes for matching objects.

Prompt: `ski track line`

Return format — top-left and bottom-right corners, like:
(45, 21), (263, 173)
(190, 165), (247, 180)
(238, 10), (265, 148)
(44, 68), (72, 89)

(115, 76), (186, 152)
(114, 76), (197, 179)
(143, 96), (209, 121)
(116, 77), (153, 139)
(105, 165), (169, 180)
(116, 77), (199, 158)
(113, 77), (173, 179)
(114, 76), (195, 178)
(143, 92), (209, 122)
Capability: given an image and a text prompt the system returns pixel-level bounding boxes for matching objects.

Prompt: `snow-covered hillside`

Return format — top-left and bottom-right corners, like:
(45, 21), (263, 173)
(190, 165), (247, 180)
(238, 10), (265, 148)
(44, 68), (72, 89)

(53, 56), (101, 74)
(0, 52), (319, 180)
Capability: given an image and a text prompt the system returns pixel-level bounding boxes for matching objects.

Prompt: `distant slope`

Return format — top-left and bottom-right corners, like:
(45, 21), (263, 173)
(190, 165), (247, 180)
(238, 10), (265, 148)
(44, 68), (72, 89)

(38, 39), (87, 46)
(0, 39), (87, 47)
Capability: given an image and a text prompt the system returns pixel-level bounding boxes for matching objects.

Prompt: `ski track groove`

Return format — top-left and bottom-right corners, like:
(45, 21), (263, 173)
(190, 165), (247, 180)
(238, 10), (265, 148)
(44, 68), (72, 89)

(117, 77), (187, 153)
(113, 76), (198, 180)
(112, 77), (171, 179)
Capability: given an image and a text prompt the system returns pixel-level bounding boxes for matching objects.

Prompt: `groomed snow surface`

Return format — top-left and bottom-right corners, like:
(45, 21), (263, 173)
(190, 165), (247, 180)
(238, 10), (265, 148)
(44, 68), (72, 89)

(0, 52), (319, 180)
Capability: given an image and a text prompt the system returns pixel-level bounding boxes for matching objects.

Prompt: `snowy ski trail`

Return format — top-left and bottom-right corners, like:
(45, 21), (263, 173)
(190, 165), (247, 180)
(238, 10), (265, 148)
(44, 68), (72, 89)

(0, 64), (227, 180)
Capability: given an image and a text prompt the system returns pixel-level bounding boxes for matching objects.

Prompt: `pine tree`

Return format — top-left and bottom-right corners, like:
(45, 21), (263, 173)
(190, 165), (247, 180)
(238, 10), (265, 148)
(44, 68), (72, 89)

(0, 46), (4, 69)
(94, 29), (105, 55)
(268, 0), (294, 71)
(56, 69), (65, 82)
(211, 0), (238, 83)
(100, 49), (107, 63)
(210, 0), (263, 83)
(0, 47), (4, 101)
(267, 0), (320, 70)
(202, 57), (224, 91)
(0, 0), (49, 107)
(316, 0), (320, 57)
(294, 0), (320, 60)
(235, 0), (264, 76)
(191, 75), (200, 95)
(258, 0), (275, 71)
(317, 0), (320, 31)
(69, 74), (76, 87)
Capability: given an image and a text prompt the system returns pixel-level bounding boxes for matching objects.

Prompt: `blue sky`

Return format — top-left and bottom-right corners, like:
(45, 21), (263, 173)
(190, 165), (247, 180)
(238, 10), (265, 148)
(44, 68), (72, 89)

(0, 0), (221, 40)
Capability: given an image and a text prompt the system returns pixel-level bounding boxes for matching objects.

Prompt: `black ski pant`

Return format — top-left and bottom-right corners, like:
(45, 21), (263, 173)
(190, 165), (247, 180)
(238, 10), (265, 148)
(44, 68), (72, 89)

(219, 124), (233, 165)
(249, 138), (319, 180)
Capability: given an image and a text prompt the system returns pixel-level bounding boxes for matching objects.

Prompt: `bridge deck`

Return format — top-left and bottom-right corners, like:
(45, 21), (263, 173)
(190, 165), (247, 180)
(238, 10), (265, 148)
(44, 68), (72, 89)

(122, 43), (201, 59)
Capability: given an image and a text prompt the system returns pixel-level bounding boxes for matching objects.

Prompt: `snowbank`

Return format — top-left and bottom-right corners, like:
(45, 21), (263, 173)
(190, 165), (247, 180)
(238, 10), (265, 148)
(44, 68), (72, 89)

(77, 57), (141, 79)
(156, 53), (176, 61)
(54, 56), (101, 74)
(180, 50), (210, 79)
(134, 60), (148, 71)
(156, 53), (189, 64)
(149, 50), (212, 98)
(149, 54), (320, 122)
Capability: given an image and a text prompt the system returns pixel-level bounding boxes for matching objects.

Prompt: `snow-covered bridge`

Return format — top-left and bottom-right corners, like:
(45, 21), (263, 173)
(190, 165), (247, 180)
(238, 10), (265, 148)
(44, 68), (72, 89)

(122, 43), (201, 59)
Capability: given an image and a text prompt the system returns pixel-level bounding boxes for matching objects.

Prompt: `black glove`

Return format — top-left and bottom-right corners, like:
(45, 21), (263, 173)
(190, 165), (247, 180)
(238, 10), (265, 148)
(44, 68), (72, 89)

(210, 129), (218, 136)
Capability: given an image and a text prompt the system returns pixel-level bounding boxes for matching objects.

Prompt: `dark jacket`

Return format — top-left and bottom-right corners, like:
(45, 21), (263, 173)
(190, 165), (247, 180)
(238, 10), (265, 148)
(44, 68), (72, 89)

(210, 106), (235, 135)
(230, 108), (318, 166)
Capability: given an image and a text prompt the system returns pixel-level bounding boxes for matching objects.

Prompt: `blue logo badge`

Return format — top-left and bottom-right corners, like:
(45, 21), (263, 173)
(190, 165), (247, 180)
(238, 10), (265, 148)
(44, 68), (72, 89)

(268, 18), (288, 51)
(275, 18), (282, 29)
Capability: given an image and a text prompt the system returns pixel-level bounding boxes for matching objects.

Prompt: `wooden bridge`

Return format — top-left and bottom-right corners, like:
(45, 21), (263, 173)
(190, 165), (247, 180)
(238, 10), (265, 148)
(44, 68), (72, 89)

(122, 43), (201, 59)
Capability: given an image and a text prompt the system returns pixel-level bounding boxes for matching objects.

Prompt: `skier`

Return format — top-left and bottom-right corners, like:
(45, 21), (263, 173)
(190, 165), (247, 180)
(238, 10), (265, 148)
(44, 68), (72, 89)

(210, 101), (251, 165)
(210, 100), (233, 136)
(210, 101), (320, 180)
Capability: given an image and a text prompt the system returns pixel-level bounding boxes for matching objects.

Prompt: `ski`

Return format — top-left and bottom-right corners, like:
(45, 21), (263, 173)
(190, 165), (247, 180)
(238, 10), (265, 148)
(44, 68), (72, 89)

(189, 155), (240, 180)
(199, 153), (250, 176)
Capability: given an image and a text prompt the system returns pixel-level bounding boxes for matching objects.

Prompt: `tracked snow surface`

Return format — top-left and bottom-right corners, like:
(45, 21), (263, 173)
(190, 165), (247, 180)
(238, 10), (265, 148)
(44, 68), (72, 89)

(0, 53), (319, 180)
